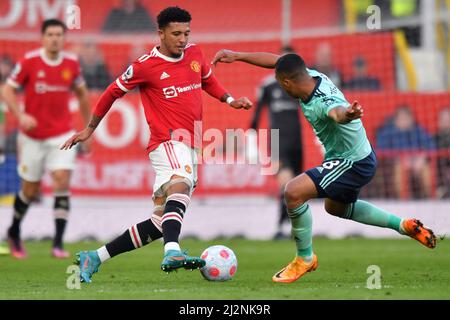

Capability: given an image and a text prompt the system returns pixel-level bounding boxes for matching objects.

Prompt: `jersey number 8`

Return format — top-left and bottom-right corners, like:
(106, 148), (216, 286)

(323, 160), (340, 170)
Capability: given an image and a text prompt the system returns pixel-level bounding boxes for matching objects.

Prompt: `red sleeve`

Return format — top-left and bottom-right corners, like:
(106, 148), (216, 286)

(7, 58), (28, 88)
(202, 73), (228, 101)
(199, 47), (212, 80)
(93, 81), (128, 118)
(114, 56), (146, 93)
(94, 57), (147, 117)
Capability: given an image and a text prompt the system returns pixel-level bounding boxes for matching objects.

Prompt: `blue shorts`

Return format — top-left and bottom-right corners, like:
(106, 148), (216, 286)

(305, 151), (377, 204)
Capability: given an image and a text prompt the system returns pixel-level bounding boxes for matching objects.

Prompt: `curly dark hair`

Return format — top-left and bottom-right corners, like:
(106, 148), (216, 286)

(157, 6), (191, 29)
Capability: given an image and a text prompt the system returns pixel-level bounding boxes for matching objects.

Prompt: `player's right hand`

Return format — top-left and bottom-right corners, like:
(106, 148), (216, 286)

(229, 97), (253, 110)
(345, 100), (364, 121)
(212, 49), (239, 66)
(18, 113), (37, 131)
(60, 128), (93, 150)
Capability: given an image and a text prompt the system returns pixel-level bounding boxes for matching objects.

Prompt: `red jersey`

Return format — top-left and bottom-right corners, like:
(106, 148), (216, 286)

(7, 48), (85, 139)
(103, 44), (227, 152)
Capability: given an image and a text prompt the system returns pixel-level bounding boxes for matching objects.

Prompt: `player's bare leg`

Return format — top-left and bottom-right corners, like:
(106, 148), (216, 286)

(50, 169), (72, 258)
(324, 198), (436, 249)
(272, 173), (319, 283)
(7, 179), (39, 259)
(160, 175), (205, 272)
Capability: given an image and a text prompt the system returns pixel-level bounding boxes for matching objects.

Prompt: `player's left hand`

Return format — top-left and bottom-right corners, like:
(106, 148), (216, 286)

(211, 49), (239, 66)
(345, 100), (364, 121)
(229, 97), (253, 110)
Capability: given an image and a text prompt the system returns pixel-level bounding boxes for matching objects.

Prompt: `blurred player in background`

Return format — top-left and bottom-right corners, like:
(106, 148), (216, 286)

(0, 55), (15, 165)
(1, 19), (91, 259)
(213, 49), (436, 283)
(0, 55), (15, 255)
(250, 45), (303, 240)
(61, 6), (252, 283)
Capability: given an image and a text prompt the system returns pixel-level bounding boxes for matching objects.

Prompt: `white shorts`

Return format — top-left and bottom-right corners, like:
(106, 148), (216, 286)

(17, 131), (77, 182)
(149, 140), (198, 199)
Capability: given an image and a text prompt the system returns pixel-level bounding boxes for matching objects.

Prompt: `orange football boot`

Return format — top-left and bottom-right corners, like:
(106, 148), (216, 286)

(402, 219), (436, 249)
(272, 255), (318, 283)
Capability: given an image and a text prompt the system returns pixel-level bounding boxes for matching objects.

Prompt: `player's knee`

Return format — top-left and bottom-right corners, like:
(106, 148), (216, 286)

(166, 183), (190, 195)
(21, 185), (40, 202)
(166, 176), (192, 195)
(53, 180), (70, 192)
(284, 181), (305, 207)
(52, 171), (71, 190)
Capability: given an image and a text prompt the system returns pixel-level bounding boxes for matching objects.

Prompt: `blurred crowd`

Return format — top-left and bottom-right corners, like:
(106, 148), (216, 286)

(0, 0), (449, 200)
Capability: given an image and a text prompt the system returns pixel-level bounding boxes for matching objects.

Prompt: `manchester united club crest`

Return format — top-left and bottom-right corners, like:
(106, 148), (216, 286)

(190, 60), (200, 73)
(62, 69), (72, 81)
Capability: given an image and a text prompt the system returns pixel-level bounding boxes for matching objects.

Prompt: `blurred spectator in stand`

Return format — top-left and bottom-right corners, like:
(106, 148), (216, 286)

(376, 106), (435, 199)
(435, 107), (450, 198)
(79, 42), (111, 90)
(343, 56), (381, 91)
(102, 0), (157, 33)
(375, 0), (421, 47)
(0, 55), (14, 163)
(311, 42), (343, 87)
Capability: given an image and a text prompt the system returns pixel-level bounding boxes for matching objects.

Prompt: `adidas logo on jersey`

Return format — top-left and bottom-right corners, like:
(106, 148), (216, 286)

(160, 72), (170, 80)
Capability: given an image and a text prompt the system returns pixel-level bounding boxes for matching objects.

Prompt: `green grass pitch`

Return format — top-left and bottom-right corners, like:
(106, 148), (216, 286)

(1, 238), (449, 299)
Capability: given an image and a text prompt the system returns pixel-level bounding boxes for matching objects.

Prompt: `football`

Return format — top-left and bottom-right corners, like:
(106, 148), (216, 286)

(199, 245), (238, 281)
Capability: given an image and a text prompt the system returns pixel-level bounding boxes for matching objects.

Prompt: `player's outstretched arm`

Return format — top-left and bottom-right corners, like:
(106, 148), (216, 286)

(60, 115), (100, 150)
(61, 81), (125, 150)
(328, 101), (364, 124)
(212, 49), (280, 69)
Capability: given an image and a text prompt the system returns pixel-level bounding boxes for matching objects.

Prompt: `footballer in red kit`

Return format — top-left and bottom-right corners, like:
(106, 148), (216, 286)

(109, 43), (219, 152)
(2, 19), (91, 259)
(8, 49), (84, 139)
(61, 6), (252, 283)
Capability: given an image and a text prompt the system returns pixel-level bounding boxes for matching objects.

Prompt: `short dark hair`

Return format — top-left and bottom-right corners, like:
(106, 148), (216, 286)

(157, 6), (191, 29)
(275, 53), (307, 80)
(41, 19), (67, 34)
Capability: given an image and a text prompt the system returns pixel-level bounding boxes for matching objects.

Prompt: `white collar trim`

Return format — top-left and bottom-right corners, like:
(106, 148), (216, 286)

(40, 48), (63, 66)
(152, 46), (184, 62)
